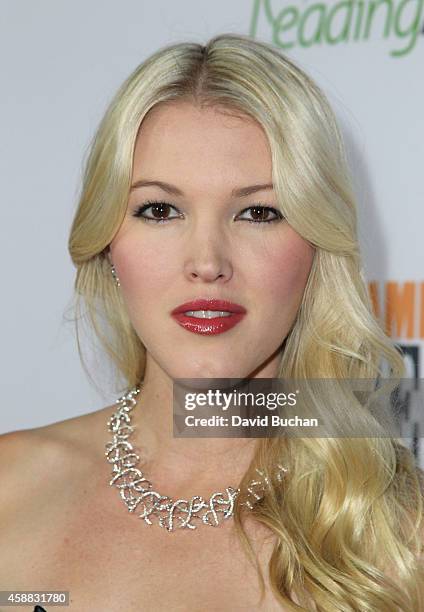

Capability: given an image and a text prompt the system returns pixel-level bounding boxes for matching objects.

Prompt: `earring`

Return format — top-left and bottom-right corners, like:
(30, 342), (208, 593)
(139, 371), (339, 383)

(110, 263), (120, 287)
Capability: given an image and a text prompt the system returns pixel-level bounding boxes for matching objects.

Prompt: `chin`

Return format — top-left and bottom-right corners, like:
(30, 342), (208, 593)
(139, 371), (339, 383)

(173, 360), (244, 382)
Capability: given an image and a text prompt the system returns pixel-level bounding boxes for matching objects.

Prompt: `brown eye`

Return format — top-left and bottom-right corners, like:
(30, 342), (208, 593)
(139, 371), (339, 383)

(237, 205), (283, 224)
(132, 201), (181, 223)
(251, 207), (272, 221)
(149, 203), (171, 220)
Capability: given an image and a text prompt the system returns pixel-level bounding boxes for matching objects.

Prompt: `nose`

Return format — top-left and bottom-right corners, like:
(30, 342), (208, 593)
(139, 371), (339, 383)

(183, 225), (233, 283)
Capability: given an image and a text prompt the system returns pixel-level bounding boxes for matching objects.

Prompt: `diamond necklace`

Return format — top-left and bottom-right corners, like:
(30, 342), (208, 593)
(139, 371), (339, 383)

(105, 385), (288, 532)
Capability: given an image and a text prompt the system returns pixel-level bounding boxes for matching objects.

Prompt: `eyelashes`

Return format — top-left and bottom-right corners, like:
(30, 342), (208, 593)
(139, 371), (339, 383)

(131, 200), (285, 225)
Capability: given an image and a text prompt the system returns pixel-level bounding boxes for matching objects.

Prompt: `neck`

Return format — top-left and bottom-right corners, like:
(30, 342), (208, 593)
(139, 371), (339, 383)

(130, 358), (263, 489)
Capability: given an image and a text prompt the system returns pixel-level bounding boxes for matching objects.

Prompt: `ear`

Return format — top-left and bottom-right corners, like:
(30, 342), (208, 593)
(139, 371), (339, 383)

(105, 247), (112, 265)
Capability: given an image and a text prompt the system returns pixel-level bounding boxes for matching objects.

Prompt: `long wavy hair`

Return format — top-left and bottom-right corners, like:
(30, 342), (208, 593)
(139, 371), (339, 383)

(68, 33), (423, 610)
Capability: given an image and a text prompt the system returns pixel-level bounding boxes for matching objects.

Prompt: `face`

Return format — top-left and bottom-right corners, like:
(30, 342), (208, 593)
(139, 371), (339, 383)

(109, 101), (315, 381)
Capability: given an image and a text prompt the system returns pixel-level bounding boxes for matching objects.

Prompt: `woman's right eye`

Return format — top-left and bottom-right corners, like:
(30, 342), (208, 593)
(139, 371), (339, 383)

(132, 201), (181, 223)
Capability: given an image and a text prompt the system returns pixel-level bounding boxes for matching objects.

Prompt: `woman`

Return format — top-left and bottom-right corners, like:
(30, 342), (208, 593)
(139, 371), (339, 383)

(0, 33), (423, 611)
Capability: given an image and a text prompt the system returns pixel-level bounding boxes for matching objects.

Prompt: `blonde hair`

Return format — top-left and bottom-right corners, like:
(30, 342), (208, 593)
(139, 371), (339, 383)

(68, 33), (423, 610)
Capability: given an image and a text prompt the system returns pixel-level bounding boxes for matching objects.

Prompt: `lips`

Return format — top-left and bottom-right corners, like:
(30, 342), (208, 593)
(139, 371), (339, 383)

(171, 298), (246, 315)
(171, 298), (247, 336)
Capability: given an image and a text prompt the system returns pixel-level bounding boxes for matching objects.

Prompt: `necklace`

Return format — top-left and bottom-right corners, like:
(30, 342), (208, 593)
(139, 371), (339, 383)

(105, 385), (288, 532)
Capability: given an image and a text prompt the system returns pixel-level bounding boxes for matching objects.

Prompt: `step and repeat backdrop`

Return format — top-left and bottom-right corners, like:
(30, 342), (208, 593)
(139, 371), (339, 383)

(1, 1), (423, 464)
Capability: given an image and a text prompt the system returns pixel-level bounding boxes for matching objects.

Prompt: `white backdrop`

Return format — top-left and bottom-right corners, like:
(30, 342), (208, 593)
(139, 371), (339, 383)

(1, 0), (423, 464)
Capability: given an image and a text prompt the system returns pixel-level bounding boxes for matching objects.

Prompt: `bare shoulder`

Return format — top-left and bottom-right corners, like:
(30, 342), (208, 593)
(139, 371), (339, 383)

(0, 402), (116, 513)
(0, 428), (56, 501)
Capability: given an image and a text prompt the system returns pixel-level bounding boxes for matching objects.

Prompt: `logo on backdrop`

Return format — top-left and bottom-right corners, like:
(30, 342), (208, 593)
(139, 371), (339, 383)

(369, 280), (423, 464)
(250, 0), (424, 57)
(368, 280), (424, 352)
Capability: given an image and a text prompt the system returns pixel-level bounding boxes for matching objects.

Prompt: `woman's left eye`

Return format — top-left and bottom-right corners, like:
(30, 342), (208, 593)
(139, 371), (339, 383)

(237, 205), (284, 224)
(132, 201), (284, 225)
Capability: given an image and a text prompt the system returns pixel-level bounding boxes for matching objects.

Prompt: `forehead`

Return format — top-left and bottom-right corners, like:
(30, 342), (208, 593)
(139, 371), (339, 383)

(131, 102), (272, 184)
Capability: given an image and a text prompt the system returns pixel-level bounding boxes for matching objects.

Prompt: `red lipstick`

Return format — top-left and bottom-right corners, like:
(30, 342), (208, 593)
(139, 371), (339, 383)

(171, 298), (246, 336)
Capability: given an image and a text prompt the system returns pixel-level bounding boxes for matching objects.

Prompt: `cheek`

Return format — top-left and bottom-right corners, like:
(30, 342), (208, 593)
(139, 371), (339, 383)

(110, 233), (175, 300)
(256, 233), (315, 307)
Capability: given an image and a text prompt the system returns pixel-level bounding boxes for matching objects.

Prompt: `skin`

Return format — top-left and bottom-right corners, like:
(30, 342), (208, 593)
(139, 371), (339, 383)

(108, 101), (315, 488)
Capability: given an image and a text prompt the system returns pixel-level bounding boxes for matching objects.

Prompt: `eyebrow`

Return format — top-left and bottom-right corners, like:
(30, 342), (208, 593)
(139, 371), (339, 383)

(129, 179), (274, 198)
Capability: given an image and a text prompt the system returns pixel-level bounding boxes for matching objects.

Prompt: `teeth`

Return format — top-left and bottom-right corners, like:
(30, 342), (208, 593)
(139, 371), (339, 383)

(184, 310), (233, 318)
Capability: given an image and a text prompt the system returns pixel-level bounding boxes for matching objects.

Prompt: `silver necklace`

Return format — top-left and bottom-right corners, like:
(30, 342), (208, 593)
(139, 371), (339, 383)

(105, 385), (288, 532)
